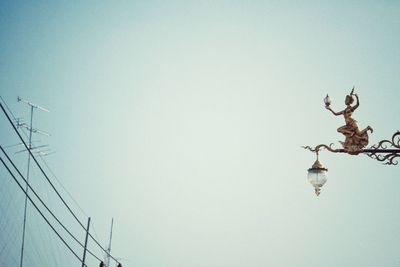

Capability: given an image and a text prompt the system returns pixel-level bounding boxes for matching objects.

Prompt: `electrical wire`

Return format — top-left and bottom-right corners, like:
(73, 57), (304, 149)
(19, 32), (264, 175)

(2, 95), (89, 255)
(0, 96), (23, 127)
(0, 155), (87, 266)
(0, 145), (102, 262)
(38, 155), (89, 218)
(0, 102), (121, 265)
(1, 96), (75, 265)
(0, 161), (25, 263)
(4, 99), (106, 261)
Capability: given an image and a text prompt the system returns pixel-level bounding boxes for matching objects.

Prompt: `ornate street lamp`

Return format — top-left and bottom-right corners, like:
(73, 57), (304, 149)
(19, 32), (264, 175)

(307, 153), (328, 196)
(303, 87), (400, 196)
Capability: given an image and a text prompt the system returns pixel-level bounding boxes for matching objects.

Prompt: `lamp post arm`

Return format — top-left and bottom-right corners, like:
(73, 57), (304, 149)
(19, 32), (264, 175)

(303, 131), (400, 165)
(302, 144), (342, 154)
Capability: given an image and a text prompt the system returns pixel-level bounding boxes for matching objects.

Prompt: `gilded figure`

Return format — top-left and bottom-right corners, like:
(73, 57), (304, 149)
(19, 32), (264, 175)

(325, 88), (373, 153)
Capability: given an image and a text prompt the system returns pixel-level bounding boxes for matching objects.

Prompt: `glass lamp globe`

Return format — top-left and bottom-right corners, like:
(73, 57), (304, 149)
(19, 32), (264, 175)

(307, 159), (328, 196)
(324, 94), (331, 107)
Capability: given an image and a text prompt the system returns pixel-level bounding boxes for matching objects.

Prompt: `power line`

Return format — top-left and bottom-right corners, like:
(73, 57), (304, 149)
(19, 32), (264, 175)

(38, 155), (90, 218)
(0, 101), (122, 265)
(2, 96), (89, 219)
(38, 153), (117, 263)
(0, 145), (103, 262)
(0, 96), (25, 132)
(2, 96), (66, 265)
(0, 101), (81, 230)
(0, 155), (87, 266)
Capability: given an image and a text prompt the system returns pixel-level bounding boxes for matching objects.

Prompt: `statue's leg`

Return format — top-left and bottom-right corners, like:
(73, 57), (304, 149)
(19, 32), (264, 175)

(338, 126), (353, 136)
(360, 126), (373, 135)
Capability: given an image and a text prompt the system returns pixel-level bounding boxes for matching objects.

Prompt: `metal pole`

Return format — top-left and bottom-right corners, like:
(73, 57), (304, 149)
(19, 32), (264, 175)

(19, 105), (34, 267)
(106, 218), (114, 267)
(82, 217), (91, 267)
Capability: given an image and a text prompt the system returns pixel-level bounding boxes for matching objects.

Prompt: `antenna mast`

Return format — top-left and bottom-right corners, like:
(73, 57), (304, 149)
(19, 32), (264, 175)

(106, 218), (114, 267)
(17, 96), (49, 267)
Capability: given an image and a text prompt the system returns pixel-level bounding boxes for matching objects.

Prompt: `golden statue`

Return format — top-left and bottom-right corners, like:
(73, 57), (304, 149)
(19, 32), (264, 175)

(324, 88), (373, 154)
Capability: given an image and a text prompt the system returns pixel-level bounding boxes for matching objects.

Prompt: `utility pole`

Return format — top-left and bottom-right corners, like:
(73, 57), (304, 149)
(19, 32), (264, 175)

(82, 217), (91, 267)
(17, 96), (49, 267)
(106, 218), (114, 267)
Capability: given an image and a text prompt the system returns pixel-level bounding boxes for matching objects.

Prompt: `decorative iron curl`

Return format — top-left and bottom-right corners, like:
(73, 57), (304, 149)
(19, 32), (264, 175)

(367, 152), (399, 165)
(302, 143), (342, 154)
(366, 131), (400, 165)
(369, 131), (400, 150)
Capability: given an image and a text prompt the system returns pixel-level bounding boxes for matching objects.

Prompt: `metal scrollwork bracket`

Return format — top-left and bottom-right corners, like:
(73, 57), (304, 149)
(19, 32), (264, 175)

(304, 131), (400, 165)
(364, 131), (400, 165)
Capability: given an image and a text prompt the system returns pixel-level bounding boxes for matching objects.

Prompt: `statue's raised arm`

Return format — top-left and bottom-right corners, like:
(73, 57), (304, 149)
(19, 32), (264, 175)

(352, 93), (360, 111)
(325, 105), (344, 116)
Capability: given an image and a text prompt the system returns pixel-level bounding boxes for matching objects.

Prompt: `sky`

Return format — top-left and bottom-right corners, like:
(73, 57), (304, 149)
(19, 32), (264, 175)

(1, 1), (400, 266)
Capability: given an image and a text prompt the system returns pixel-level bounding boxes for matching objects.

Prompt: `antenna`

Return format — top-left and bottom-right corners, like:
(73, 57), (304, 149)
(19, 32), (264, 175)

(106, 218), (114, 267)
(18, 96), (50, 112)
(17, 96), (50, 267)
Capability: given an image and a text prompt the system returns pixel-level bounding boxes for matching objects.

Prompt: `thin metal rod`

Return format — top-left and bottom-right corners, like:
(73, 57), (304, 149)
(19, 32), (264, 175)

(17, 96), (50, 112)
(361, 149), (400, 154)
(332, 149), (400, 154)
(19, 105), (33, 267)
(304, 146), (400, 154)
(82, 217), (91, 267)
(106, 218), (114, 267)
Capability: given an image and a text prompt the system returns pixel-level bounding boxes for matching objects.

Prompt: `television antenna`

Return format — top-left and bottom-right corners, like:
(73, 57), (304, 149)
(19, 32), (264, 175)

(17, 96), (50, 267)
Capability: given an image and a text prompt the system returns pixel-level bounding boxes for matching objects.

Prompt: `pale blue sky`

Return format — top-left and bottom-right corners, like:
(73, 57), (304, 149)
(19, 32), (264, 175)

(1, 1), (400, 266)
